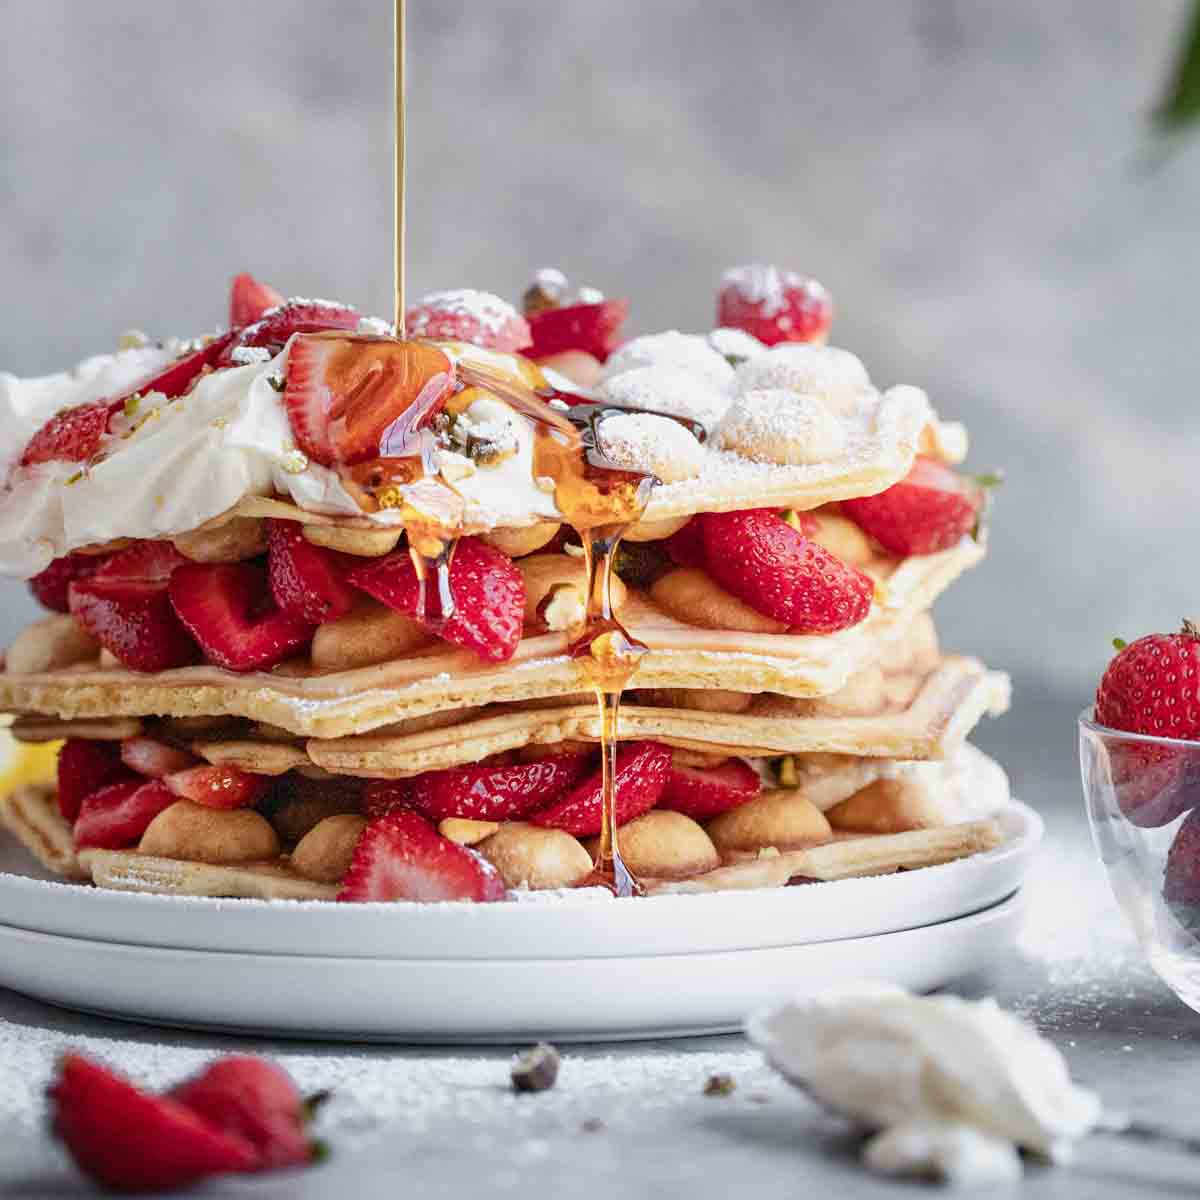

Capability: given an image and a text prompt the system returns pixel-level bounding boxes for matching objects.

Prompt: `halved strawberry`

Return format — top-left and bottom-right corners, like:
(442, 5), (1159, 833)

(170, 1056), (317, 1172)
(28, 552), (106, 613)
(349, 537), (525, 663)
(283, 334), (455, 467)
(94, 539), (189, 584)
(50, 1052), (257, 1193)
(229, 273), (285, 328)
(405, 289), (532, 352)
(120, 736), (197, 778)
(369, 751), (592, 824)
(73, 778), (177, 850)
(527, 299), (629, 362)
(237, 299), (360, 351)
(69, 576), (200, 672)
(57, 739), (132, 823)
(165, 765), (271, 810)
(20, 402), (109, 466)
(698, 509), (873, 634)
(658, 758), (761, 820)
(840, 456), (983, 557)
(337, 810), (506, 902)
(266, 520), (356, 623)
(531, 740), (672, 836)
(716, 265), (832, 346)
(168, 562), (315, 673)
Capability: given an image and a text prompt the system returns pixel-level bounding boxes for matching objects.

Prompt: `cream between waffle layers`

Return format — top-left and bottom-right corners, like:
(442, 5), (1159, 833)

(0, 268), (1009, 903)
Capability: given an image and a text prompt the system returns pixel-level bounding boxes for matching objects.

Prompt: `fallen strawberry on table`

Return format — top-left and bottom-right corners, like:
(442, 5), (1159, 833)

(48, 1051), (327, 1192)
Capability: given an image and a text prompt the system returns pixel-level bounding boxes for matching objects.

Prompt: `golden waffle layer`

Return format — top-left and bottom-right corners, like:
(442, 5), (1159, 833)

(0, 540), (982, 738)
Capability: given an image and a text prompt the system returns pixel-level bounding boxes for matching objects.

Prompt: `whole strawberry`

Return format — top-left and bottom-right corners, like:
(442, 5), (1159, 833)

(841, 456), (985, 557)
(1095, 623), (1200, 740)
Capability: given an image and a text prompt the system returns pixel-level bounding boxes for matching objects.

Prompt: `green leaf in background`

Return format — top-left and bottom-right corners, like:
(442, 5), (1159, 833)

(1157, 0), (1200, 130)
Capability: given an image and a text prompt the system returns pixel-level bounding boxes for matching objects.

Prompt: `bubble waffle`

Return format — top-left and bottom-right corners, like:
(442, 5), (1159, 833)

(0, 540), (982, 739)
(0, 741), (1010, 899)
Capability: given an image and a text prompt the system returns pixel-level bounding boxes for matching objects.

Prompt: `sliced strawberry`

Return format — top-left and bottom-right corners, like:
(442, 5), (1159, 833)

(20, 402), (109, 466)
(405, 289), (532, 352)
(659, 758), (761, 820)
(349, 537), (525, 663)
(282, 333), (454, 467)
(168, 562), (315, 673)
(716, 265), (833, 346)
(698, 509), (873, 634)
(69, 576), (200, 672)
(237, 299), (360, 351)
(337, 810), (506, 902)
(73, 778), (177, 850)
(369, 751), (592, 824)
(841, 456), (983, 557)
(663, 518), (707, 569)
(229, 273), (285, 328)
(120, 736), (197, 778)
(266, 519), (357, 623)
(57, 739), (131, 823)
(50, 1052), (257, 1193)
(527, 299), (629, 362)
(166, 764), (271, 810)
(532, 740), (672, 836)
(121, 331), (238, 403)
(170, 1056), (316, 1172)
(28, 552), (106, 613)
(94, 539), (188, 584)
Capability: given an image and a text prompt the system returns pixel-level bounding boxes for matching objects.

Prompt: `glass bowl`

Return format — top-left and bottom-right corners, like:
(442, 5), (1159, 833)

(1080, 711), (1200, 1011)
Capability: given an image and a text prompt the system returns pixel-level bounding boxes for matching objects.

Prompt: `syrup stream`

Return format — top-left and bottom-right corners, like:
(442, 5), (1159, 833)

(394, 0), (407, 335)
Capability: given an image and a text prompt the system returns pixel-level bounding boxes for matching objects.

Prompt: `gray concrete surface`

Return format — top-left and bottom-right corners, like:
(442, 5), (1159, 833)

(4, 689), (1200, 1198)
(2, 1), (1199, 703)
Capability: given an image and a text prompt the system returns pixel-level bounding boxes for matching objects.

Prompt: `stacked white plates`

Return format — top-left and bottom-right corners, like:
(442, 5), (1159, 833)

(0, 802), (1041, 1042)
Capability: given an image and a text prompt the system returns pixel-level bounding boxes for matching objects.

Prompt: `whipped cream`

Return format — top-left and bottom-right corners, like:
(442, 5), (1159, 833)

(747, 985), (1101, 1187)
(887, 743), (1011, 825)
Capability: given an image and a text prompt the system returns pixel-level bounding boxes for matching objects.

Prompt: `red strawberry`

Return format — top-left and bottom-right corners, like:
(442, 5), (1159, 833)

(122, 331), (238, 403)
(169, 562), (315, 673)
(229, 273), (285, 328)
(1166, 808), (1200, 906)
(664, 518), (707, 569)
(21, 402), (109, 466)
(50, 1053), (257, 1192)
(349, 537), (525, 663)
(120, 736), (197, 778)
(170, 1056), (317, 1171)
(57, 739), (131, 823)
(283, 334), (454, 467)
(370, 752), (592, 824)
(1095, 624), (1200, 740)
(716, 265), (832, 346)
(532, 740), (671, 836)
(698, 509), (873, 634)
(841, 457), (983, 557)
(658, 758), (761, 820)
(69, 576), (200, 673)
(527, 299), (630, 362)
(73, 778), (177, 850)
(405, 289), (532, 352)
(28, 552), (106, 613)
(1107, 741), (1195, 829)
(236, 298), (360, 351)
(267, 520), (356, 623)
(166, 765), (271, 810)
(95, 539), (188, 584)
(337, 810), (506, 902)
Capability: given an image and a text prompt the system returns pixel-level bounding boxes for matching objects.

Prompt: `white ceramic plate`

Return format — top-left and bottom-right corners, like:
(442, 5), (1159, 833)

(0, 802), (1041, 960)
(0, 890), (1026, 1042)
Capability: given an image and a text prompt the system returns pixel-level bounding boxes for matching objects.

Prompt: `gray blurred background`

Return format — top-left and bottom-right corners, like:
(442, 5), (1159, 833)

(2, 0), (1197, 713)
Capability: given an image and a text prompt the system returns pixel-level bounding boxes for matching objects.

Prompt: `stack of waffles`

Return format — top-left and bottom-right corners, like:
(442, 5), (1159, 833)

(0, 267), (1011, 903)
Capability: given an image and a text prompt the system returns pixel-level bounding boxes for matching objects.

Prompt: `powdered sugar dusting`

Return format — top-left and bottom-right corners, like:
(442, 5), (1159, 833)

(596, 413), (705, 483)
(407, 289), (524, 339)
(720, 265), (829, 318)
(716, 389), (847, 466)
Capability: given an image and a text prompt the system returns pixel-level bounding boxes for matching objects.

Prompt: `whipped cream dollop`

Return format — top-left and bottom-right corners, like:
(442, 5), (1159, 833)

(747, 985), (1101, 1188)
